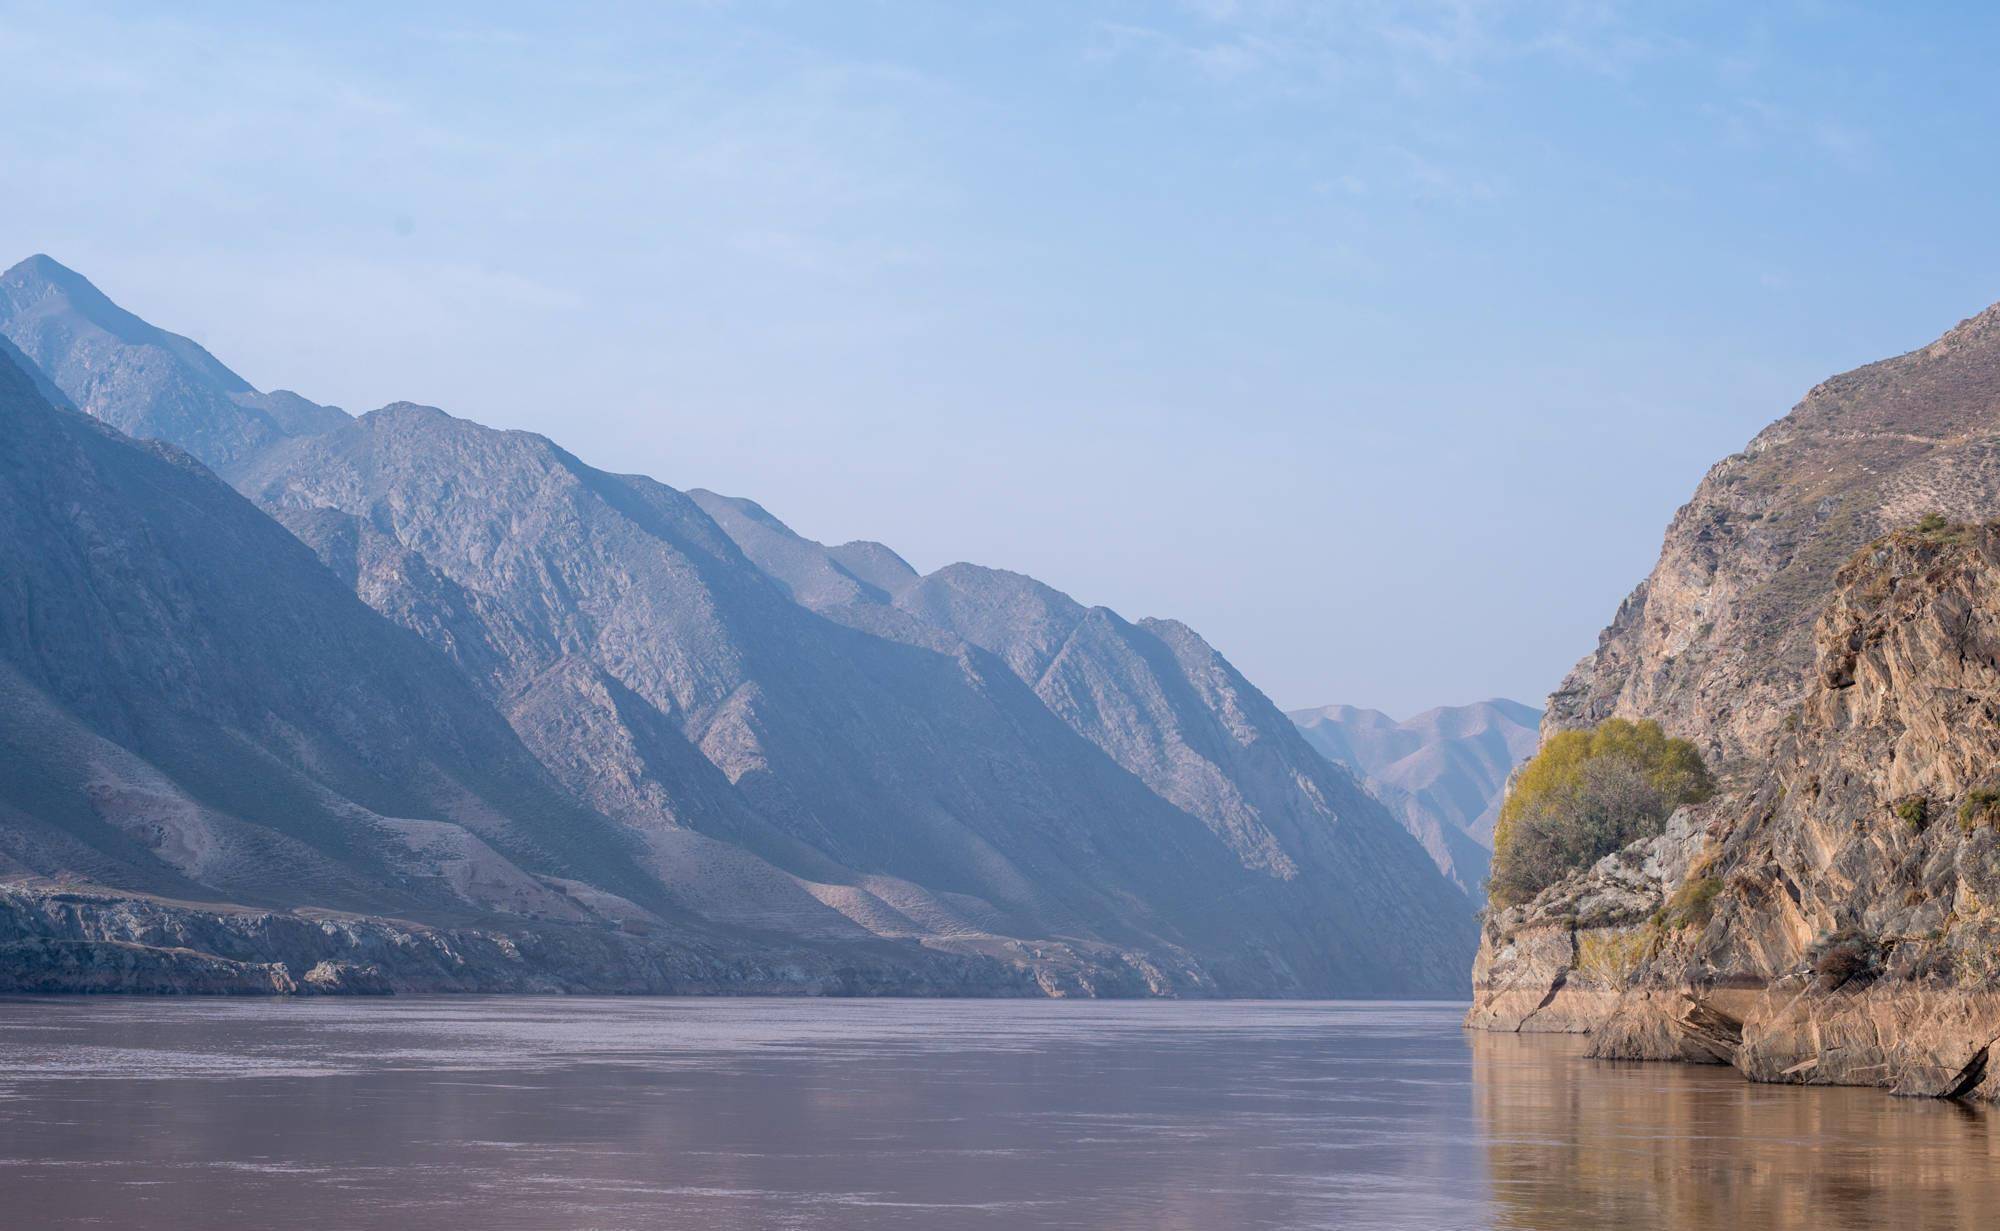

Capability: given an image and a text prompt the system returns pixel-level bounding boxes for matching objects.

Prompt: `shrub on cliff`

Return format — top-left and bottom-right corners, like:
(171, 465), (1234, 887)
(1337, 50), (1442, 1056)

(1659, 875), (1723, 930)
(1959, 788), (2000, 832)
(1809, 930), (1881, 990)
(1488, 719), (1715, 907)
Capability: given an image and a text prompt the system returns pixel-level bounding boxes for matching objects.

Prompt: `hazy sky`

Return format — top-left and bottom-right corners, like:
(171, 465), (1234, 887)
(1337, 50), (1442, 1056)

(6, 2), (1999, 714)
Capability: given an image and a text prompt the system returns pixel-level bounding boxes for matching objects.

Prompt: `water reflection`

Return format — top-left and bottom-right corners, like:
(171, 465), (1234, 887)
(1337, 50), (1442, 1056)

(0, 998), (1486, 1231)
(1473, 1030), (2000, 1231)
(0, 998), (1991, 1229)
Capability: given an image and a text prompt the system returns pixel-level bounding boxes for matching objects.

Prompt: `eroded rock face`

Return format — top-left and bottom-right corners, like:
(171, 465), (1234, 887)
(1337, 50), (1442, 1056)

(1475, 526), (2000, 1099)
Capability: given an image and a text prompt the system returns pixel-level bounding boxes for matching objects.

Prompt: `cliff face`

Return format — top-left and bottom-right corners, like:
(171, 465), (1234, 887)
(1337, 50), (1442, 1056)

(1474, 301), (2000, 1099)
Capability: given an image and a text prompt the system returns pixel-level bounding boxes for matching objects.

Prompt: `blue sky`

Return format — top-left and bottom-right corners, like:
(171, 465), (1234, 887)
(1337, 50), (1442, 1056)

(5, 1), (1998, 714)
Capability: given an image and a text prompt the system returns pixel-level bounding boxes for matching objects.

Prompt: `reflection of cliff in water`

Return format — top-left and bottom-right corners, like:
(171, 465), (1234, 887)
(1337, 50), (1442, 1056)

(1472, 1030), (2000, 1230)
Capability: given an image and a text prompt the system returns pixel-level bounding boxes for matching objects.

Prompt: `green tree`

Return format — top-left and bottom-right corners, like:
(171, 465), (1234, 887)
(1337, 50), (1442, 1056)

(1488, 719), (1714, 907)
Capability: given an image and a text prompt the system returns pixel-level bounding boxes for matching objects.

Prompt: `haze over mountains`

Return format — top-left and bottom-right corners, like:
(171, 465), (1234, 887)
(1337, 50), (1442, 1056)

(0, 253), (1478, 996)
(1289, 700), (1540, 897)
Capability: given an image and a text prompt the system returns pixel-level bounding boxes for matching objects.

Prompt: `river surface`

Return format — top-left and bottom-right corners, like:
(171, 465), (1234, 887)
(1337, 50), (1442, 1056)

(0, 997), (1992, 1229)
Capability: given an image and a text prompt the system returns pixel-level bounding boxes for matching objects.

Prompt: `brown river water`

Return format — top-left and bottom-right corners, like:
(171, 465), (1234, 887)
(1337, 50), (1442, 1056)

(0, 997), (1992, 1229)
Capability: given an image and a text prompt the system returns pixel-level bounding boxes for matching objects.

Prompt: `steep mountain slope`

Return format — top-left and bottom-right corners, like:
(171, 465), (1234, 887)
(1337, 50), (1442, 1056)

(1471, 299), (2000, 1101)
(0, 344), (795, 989)
(0, 330), (72, 409)
(688, 489), (1479, 964)
(1290, 700), (1540, 895)
(0, 255), (348, 472)
(236, 410), (1474, 993)
(0, 343), (1141, 997)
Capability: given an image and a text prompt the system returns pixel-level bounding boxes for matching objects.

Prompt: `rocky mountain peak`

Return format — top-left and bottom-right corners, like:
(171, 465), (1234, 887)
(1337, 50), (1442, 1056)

(0, 253), (350, 471)
(2, 254), (252, 394)
(1921, 299), (2000, 362)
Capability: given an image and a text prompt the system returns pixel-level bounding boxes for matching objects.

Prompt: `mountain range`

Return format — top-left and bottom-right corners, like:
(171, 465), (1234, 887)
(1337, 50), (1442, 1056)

(0, 253), (1477, 996)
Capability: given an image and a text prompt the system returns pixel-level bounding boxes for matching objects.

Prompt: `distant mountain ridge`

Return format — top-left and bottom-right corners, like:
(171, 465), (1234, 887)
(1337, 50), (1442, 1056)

(0, 253), (1478, 996)
(1288, 699), (1540, 896)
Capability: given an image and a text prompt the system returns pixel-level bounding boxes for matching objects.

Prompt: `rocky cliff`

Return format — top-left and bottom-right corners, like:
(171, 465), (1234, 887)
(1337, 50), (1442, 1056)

(1472, 298), (2000, 1101)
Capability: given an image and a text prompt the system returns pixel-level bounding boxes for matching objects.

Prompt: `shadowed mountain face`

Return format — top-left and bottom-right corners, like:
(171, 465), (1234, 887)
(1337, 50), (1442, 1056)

(0, 253), (1479, 996)
(696, 483), (1521, 907)
(1288, 700), (1541, 896)
(0, 356), (1041, 995)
